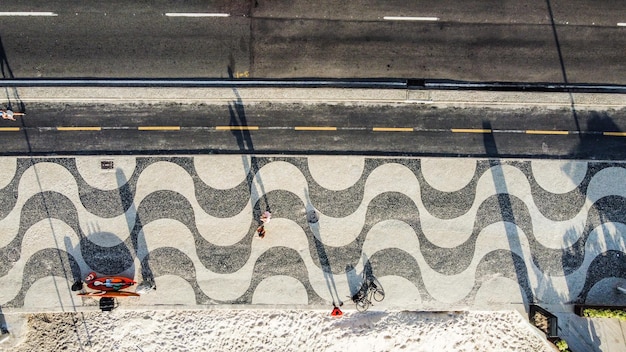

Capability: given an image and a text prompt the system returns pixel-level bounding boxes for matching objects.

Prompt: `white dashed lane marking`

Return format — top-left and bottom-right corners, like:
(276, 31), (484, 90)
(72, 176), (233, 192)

(0, 12), (58, 16)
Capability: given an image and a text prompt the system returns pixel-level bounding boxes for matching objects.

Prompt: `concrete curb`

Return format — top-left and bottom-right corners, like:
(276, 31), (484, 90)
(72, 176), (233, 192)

(5, 87), (626, 109)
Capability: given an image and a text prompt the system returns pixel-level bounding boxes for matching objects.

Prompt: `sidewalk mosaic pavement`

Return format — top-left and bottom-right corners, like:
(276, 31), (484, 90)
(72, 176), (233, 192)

(0, 155), (625, 312)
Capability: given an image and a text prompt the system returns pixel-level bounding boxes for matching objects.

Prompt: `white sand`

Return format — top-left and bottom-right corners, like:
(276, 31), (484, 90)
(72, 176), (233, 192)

(5, 309), (552, 351)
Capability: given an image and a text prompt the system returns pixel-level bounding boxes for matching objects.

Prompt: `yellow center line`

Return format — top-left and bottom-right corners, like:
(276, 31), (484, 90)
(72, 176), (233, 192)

(138, 126), (181, 131)
(373, 127), (413, 132)
(451, 128), (492, 133)
(0, 127), (20, 132)
(604, 131), (626, 137)
(215, 126), (259, 131)
(295, 126), (337, 131)
(525, 130), (569, 135)
(57, 126), (102, 131)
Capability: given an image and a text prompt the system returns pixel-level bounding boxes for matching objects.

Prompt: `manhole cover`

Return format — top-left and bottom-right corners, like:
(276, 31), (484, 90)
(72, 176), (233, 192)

(7, 248), (19, 262)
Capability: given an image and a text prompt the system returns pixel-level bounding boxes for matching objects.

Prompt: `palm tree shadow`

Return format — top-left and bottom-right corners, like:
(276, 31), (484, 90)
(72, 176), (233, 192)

(571, 111), (624, 159)
(567, 111), (625, 306)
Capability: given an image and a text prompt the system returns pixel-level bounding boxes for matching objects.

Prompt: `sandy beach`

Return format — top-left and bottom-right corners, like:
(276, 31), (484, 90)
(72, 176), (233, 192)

(5, 308), (552, 351)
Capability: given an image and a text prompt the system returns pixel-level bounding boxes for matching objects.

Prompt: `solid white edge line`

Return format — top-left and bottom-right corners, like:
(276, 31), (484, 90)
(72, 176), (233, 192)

(165, 13), (230, 17)
(0, 12), (58, 16)
(618, 23), (626, 26)
(383, 16), (439, 21)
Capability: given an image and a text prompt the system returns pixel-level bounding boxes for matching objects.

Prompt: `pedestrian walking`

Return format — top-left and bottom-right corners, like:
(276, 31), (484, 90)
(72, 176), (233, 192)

(256, 225), (266, 238)
(256, 211), (271, 239)
(260, 211), (271, 224)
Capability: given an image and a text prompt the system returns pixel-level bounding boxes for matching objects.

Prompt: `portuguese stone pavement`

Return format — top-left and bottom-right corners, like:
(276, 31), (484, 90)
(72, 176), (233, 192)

(0, 155), (625, 313)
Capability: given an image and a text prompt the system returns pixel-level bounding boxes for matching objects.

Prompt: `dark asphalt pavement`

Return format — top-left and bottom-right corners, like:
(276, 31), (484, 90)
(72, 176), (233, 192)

(0, 0), (625, 82)
(1, 102), (626, 159)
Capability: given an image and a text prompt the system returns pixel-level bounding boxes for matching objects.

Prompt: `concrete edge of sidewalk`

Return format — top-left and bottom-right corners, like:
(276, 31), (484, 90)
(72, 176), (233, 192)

(6, 87), (626, 110)
(0, 302), (531, 315)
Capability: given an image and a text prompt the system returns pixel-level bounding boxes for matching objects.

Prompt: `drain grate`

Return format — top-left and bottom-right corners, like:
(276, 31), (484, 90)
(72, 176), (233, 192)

(101, 160), (114, 170)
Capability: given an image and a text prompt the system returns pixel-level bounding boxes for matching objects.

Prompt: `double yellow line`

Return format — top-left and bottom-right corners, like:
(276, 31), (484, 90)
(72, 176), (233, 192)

(1, 126), (625, 137)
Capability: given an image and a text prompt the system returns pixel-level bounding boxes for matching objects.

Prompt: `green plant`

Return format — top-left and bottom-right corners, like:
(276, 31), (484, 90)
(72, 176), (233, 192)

(583, 308), (626, 321)
(555, 338), (569, 351)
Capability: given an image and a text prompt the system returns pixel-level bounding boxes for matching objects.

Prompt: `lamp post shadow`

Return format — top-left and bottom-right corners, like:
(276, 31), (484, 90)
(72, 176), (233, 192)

(226, 67), (271, 227)
(305, 188), (342, 306)
(0, 35), (25, 113)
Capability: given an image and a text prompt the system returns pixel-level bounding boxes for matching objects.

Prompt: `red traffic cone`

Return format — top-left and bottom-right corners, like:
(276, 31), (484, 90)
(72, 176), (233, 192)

(331, 306), (343, 317)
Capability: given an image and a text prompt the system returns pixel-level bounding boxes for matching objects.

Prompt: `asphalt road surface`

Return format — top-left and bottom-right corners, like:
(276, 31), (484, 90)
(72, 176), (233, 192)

(2, 102), (626, 159)
(1, 0), (625, 82)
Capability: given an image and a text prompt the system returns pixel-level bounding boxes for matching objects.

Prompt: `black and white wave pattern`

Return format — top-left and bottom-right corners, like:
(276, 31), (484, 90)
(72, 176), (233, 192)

(0, 156), (624, 310)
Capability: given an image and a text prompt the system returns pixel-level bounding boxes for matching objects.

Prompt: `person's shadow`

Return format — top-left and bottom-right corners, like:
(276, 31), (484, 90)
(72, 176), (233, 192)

(116, 168), (156, 293)
(0, 306), (8, 337)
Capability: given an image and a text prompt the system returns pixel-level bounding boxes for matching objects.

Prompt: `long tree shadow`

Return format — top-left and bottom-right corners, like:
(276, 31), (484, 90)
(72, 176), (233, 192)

(545, 0), (581, 138)
(227, 65), (271, 217)
(482, 121), (534, 306)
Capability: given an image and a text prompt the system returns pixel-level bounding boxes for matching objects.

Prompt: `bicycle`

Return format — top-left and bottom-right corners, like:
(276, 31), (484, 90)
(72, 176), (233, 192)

(350, 276), (385, 312)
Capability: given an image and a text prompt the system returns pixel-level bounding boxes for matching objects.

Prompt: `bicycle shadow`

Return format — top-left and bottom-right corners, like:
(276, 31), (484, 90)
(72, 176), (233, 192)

(347, 253), (384, 303)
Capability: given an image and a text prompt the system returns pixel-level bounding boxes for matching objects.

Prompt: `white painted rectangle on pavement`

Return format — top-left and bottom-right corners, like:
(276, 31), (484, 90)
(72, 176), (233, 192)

(383, 16), (439, 21)
(0, 12), (58, 16)
(165, 13), (230, 17)
(618, 23), (626, 27)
